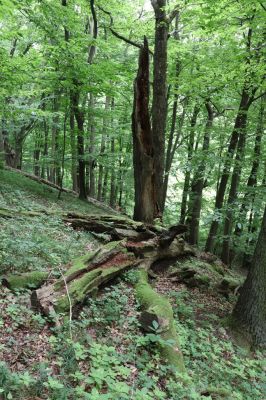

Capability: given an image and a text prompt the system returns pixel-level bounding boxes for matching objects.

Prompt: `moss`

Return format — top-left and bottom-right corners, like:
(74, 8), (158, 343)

(204, 386), (231, 397)
(135, 269), (186, 372)
(64, 250), (100, 279)
(197, 274), (211, 286)
(55, 248), (134, 313)
(1, 271), (48, 290)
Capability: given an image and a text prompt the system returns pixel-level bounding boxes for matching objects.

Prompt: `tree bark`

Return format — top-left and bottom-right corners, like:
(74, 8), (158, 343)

(187, 102), (214, 245)
(179, 105), (200, 224)
(97, 96), (110, 201)
(221, 114), (247, 264)
(132, 38), (157, 223)
(88, 93), (96, 197)
(205, 88), (252, 253)
(151, 0), (169, 213)
(71, 90), (87, 200)
(232, 205), (266, 348)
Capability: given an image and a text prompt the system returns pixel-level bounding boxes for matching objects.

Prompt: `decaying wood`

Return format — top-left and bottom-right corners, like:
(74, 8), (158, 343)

(135, 268), (185, 371)
(30, 221), (190, 317)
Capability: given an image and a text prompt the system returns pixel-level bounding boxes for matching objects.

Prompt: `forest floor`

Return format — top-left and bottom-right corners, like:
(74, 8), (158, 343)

(0, 169), (265, 400)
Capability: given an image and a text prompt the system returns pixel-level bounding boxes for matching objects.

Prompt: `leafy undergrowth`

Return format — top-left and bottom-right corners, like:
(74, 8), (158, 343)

(0, 170), (106, 274)
(0, 170), (265, 399)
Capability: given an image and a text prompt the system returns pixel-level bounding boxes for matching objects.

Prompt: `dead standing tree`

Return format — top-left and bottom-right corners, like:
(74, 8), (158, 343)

(132, 38), (157, 223)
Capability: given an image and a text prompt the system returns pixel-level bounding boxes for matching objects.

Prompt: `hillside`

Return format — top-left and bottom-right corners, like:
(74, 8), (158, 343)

(0, 170), (265, 400)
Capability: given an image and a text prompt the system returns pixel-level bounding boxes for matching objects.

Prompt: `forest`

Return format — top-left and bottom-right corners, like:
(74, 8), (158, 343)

(0, 0), (265, 399)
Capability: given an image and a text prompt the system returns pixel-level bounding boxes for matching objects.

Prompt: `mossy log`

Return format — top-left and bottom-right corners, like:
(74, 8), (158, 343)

(31, 240), (136, 316)
(135, 268), (186, 372)
(1, 271), (49, 290)
(30, 222), (190, 314)
(27, 223), (190, 370)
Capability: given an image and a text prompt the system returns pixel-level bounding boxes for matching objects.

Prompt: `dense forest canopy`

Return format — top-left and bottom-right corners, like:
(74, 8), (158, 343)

(0, 0), (266, 398)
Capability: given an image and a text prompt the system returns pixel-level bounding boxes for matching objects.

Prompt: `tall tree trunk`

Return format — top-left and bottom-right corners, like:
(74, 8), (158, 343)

(97, 96), (110, 201)
(221, 111), (247, 264)
(162, 13), (183, 211)
(151, 0), (178, 214)
(110, 136), (116, 207)
(205, 88), (252, 253)
(232, 204), (266, 347)
(179, 105), (200, 224)
(51, 96), (60, 184)
(71, 90), (87, 200)
(109, 98), (116, 207)
(132, 37), (157, 223)
(235, 96), (265, 237)
(88, 93), (96, 197)
(34, 130), (42, 177)
(41, 113), (49, 179)
(70, 106), (78, 191)
(187, 101), (214, 245)
(102, 168), (109, 203)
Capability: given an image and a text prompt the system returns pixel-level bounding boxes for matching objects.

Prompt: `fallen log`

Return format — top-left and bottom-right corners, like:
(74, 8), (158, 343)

(1, 271), (49, 290)
(31, 240), (136, 316)
(4, 166), (75, 195)
(31, 233), (188, 316)
(136, 268), (185, 371)
(29, 230), (188, 372)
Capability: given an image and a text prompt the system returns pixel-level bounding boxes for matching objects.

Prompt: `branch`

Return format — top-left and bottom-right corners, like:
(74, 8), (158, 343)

(22, 42), (33, 56)
(10, 38), (18, 57)
(109, 27), (143, 51)
(167, 5), (179, 24)
(251, 90), (266, 103)
(259, 2), (266, 11)
(98, 5), (153, 54)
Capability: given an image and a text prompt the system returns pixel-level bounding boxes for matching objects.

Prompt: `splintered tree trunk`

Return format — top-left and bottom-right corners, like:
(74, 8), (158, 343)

(132, 37), (157, 224)
(232, 205), (266, 347)
(187, 102), (213, 245)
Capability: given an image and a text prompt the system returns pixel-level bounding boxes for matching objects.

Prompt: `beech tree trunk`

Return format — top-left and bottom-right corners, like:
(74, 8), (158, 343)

(162, 13), (183, 212)
(187, 102), (213, 245)
(97, 96), (110, 201)
(71, 90), (87, 200)
(70, 106), (78, 192)
(151, 0), (169, 213)
(88, 93), (96, 197)
(221, 107), (248, 264)
(232, 205), (266, 347)
(205, 88), (252, 253)
(179, 105), (200, 224)
(132, 38), (157, 223)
